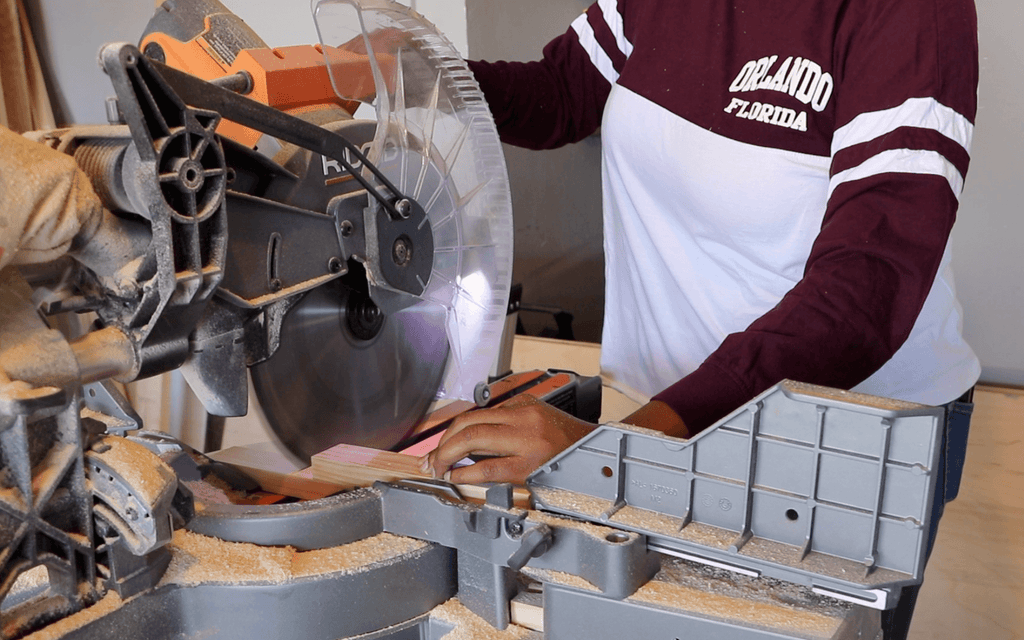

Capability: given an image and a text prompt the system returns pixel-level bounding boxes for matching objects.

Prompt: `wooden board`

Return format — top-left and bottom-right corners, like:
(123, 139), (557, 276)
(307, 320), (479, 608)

(311, 441), (531, 508)
(210, 441), (530, 508)
(208, 442), (346, 500)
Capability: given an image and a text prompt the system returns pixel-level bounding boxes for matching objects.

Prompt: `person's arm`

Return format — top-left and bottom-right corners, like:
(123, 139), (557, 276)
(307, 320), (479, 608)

(469, 1), (629, 150)
(653, 0), (979, 434)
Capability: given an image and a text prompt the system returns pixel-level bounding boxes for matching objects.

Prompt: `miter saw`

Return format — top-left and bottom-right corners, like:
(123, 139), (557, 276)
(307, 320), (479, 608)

(1, 1), (948, 639)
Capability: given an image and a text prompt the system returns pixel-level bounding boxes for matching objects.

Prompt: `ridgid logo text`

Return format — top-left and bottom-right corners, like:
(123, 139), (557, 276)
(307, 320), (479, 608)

(723, 55), (834, 132)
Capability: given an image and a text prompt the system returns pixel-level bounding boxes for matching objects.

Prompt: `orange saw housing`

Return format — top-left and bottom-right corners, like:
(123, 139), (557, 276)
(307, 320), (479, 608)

(141, 18), (392, 148)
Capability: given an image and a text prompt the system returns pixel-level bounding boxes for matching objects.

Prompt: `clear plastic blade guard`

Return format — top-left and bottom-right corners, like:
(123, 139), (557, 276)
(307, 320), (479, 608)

(312, 0), (514, 401)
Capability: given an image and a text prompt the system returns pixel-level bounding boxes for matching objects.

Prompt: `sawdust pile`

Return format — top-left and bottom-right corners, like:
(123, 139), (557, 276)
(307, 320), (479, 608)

(629, 559), (850, 638)
(91, 437), (172, 504)
(786, 381), (924, 411)
(430, 599), (536, 640)
(531, 487), (611, 519)
(520, 567), (599, 592)
(160, 530), (428, 586)
(21, 592), (123, 640)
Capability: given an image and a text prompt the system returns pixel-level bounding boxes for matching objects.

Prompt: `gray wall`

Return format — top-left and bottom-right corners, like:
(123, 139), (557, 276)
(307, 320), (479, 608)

(949, 0), (1024, 387)
(468, 0), (1024, 384)
(467, 0), (605, 343)
(24, 0), (156, 125)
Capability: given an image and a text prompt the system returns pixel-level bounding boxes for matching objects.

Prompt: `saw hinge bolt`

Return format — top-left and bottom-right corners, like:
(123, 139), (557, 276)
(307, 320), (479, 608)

(328, 257), (343, 273)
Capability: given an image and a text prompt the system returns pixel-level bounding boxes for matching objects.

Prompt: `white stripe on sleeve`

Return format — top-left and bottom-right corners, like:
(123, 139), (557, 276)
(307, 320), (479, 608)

(571, 12), (619, 85)
(832, 97), (974, 157)
(597, 0), (634, 57)
(828, 148), (965, 201)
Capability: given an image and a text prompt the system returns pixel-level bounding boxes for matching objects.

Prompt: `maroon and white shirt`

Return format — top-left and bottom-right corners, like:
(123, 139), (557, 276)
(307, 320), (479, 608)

(469, 0), (980, 433)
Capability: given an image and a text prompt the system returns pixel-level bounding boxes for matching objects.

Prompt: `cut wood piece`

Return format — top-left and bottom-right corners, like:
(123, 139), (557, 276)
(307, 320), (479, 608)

(510, 595), (544, 632)
(312, 441), (531, 508)
(209, 442), (346, 500)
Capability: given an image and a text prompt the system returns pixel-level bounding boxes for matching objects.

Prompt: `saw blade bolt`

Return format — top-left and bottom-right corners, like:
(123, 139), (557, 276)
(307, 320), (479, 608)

(392, 235), (413, 267)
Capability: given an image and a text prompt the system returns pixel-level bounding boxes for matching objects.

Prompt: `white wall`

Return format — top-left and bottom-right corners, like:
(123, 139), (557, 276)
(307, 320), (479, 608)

(950, 0), (1024, 387)
(220, 0), (467, 55)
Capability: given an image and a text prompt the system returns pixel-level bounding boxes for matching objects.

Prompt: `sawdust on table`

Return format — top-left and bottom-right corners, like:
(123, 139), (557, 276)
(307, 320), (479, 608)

(529, 509), (628, 540)
(784, 381), (925, 411)
(159, 530), (428, 586)
(630, 558), (851, 638)
(20, 592), (123, 640)
(430, 598), (535, 640)
(90, 437), (171, 504)
(530, 487), (612, 519)
(519, 566), (599, 593)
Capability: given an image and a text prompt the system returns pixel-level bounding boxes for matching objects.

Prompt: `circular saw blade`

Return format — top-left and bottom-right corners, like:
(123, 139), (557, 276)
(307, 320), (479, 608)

(252, 0), (513, 463)
(251, 278), (448, 462)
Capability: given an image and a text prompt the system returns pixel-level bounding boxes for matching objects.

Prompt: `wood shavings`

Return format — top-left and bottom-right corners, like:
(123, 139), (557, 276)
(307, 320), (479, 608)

(290, 535), (427, 577)
(430, 598), (537, 640)
(629, 558), (850, 638)
(520, 566), (599, 593)
(159, 530), (428, 586)
(89, 436), (173, 504)
(784, 381), (924, 412)
(531, 486), (612, 519)
(529, 510), (626, 541)
(20, 592), (123, 640)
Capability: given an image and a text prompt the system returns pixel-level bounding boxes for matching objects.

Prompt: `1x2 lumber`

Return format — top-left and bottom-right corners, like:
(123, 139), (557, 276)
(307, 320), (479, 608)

(311, 442), (531, 508)
(208, 442), (345, 500)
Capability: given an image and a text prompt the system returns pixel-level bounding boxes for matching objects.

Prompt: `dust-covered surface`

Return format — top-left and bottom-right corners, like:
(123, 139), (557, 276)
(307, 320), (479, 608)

(628, 558), (854, 638)
(159, 530), (429, 586)
(430, 598), (539, 640)
(531, 486), (614, 519)
(89, 436), (173, 505)
(529, 509), (630, 541)
(520, 566), (600, 592)
(19, 592), (123, 640)
(534, 488), (909, 588)
(740, 536), (908, 587)
(783, 381), (926, 412)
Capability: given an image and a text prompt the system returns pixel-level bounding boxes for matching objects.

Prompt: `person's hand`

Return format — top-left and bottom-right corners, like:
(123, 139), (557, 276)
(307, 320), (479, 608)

(421, 394), (597, 485)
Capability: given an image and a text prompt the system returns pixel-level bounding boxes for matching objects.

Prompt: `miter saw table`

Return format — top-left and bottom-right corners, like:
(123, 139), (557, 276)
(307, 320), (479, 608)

(0, 1), (946, 638)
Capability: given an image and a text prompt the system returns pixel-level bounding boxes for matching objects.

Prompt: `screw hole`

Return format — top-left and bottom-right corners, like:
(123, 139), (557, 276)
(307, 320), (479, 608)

(785, 509), (799, 521)
(600, 466), (613, 478)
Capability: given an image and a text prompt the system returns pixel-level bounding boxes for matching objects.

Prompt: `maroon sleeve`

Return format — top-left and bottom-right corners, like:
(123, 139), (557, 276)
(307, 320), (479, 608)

(468, 21), (612, 150)
(654, 0), (978, 433)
